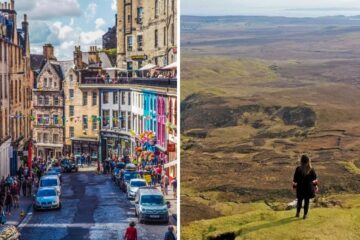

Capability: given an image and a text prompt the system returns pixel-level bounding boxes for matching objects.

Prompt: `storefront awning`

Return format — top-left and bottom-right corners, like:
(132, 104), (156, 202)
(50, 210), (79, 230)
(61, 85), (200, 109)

(161, 62), (177, 70)
(139, 63), (157, 71)
(164, 160), (177, 169)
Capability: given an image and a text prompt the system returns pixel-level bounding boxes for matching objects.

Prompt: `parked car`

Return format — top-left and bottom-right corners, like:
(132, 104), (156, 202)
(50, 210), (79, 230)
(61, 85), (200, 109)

(60, 159), (78, 173)
(120, 171), (140, 192)
(127, 179), (147, 199)
(134, 187), (169, 223)
(48, 167), (62, 182)
(39, 175), (61, 195)
(33, 187), (61, 211)
(0, 225), (21, 240)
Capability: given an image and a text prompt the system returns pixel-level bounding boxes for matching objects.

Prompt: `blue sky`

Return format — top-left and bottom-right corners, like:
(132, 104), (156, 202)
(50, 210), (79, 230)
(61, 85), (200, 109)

(181, 0), (360, 17)
(15, 0), (117, 60)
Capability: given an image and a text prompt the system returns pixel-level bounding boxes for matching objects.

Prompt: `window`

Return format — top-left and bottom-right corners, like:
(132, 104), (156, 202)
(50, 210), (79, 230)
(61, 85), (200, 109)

(43, 133), (49, 143)
(54, 81), (57, 88)
(137, 7), (144, 23)
(43, 115), (50, 124)
(44, 78), (48, 88)
(121, 92), (126, 104)
(127, 36), (133, 51)
(70, 74), (73, 81)
(83, 115), (88, 130)
(128, 92), (131, 105)
(69, 106), (74, 116)
(121, 111), (126, 129)
(103, 92), (109, 104)
(69, 89), (74, 99)
(155, 0), (159, 17)
(45, 96), (50, 105)
(37, 133), (41, 143)
(54, 96), (59, 106)
(155, 30), (158, 48)
(128, 112), (132, 130)
(92, 115), (97, 130)
(49, 78), (52, 88)
(137, 35), (143, 51)
(113, 111), (119, 128)
(103, 110), (110, 127)
(53, 115), (59, 125)
(92, 92), (97, 106)
(70, 127), (74, 138)
(38, 96), (44, 105)
(164, 27), (166, 46)
(113, 92), (118, 104)
(83, 92), (88, 105)
(53, 134), (58, 144)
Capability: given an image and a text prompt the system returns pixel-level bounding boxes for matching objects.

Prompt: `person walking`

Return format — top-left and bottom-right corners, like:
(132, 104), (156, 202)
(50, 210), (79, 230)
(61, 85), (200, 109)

(5, 191), (13, 215)
(293, 154), (318, 219)
(164, 225), (176, 240)
(171, 177), (177, 198)
(22, 177), (27, 197)
(124, 221), (137, 240)
(10, 182), (19, 209)
(164, 175), (169, 196)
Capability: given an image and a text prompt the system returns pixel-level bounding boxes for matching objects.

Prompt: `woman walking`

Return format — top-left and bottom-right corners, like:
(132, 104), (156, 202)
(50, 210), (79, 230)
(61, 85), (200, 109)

(293, 154), (318, 219)
(124, 221), (137, 240)
(5, 191), (13, 216)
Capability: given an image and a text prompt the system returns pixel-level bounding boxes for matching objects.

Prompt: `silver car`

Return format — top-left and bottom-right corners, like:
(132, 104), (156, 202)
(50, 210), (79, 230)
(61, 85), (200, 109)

(33, 187), (61, 210)
(127, 179), (147, 199)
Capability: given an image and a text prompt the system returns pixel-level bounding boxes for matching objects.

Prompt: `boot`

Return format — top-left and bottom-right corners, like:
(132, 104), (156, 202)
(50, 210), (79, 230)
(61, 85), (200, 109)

(295, 212), (300, 218)
(303, 214), (307, 220)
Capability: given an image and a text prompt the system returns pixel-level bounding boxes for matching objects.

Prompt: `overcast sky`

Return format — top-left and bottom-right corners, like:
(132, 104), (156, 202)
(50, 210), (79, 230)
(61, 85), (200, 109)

(181, 0), (360, 17)
(15, 0), (117, 60)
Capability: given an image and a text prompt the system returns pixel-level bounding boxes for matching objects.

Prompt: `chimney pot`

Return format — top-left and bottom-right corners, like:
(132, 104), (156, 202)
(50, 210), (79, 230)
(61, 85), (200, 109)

(24, 14), (27, 22)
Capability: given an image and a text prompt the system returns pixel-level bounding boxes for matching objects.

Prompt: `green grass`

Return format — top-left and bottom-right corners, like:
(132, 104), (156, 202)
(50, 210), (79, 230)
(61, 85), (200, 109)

(181, 194), (360, 240)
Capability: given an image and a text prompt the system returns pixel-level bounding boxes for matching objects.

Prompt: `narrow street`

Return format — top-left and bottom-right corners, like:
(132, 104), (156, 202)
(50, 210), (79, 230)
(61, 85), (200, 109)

(19, 170), (168, 240)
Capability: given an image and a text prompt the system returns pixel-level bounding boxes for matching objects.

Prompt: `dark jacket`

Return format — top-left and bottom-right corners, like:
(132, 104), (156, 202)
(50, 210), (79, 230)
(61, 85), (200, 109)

(293, 166), (317, 199)
(164, 231), (176, 240)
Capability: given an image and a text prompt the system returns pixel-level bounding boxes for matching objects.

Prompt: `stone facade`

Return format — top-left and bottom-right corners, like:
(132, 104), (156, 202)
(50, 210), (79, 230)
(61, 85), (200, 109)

(117, 0), (177, 71)
(32, 44), (64, 160)
(0, 1), (32, 176)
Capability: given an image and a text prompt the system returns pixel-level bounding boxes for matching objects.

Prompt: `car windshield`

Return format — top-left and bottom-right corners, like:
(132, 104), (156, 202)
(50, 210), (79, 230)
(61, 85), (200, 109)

(131, 181), (146, 187)
(124, 172), (138, 181)
(40, 179), (58, 187)
(37, 189), (57, 197)
(141, 195), (164, 205)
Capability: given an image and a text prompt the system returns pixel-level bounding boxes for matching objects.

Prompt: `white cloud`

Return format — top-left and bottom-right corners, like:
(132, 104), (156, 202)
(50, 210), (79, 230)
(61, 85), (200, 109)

(95, 18), (106, 29)
(80, 30), (105, 45)
(111, 0), (117, 11)
(27, 0), (81, 20)
(16, 0), (36, 11)
(50, 22), (75, 40)
(85, 3), (97, 20)
(60, 41), (76, 50)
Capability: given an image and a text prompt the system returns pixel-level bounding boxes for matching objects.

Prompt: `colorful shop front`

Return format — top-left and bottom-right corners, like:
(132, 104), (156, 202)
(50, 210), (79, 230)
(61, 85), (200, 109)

(100, 131), (133, 162)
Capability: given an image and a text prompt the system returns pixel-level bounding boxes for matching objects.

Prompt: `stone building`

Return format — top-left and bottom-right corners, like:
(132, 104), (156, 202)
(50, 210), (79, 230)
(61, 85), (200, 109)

(32, 44), (64, 160)
(117, 0), (177, 72)
(63, 46), (115, 160)
(0, 0), (32, 177)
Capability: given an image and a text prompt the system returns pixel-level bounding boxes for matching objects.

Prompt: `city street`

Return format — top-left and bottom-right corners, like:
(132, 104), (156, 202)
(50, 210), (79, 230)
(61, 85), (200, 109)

(19, 170), (169, 240)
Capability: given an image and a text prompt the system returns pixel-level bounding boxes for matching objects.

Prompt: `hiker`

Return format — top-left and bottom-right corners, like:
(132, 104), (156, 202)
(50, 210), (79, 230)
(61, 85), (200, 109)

(171, 177), (177, 198)
(5, 190), (13, 215)
(124, 221), (137, 240)
(293, 154), (318, 219)
(164, 225), (176, 240)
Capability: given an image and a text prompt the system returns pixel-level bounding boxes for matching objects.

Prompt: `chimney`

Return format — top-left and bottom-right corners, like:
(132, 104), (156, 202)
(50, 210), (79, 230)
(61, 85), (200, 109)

(22, 14), (29, 56)
(88, 46), (100, 67)
(74, 46), (83, 69)
(43, 44), (56, 60)
(10, 0), (14, 10)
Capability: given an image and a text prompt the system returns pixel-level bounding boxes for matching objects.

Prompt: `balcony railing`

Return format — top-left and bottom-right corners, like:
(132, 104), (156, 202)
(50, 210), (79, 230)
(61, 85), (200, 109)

(80, 77), (177, 89)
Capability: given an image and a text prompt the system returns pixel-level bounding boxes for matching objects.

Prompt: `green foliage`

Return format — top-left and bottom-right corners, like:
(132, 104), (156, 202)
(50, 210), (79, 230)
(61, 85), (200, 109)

(101, 48), (117, 57)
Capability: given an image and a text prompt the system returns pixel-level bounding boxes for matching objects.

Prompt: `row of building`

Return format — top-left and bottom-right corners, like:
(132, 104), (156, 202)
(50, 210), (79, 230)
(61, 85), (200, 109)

(0, 1), (33, 178)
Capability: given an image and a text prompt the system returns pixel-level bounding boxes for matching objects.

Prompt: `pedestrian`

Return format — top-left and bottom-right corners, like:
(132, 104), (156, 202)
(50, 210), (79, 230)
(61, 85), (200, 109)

(0, 206), (6, 225)
(171, 177), (177, 198)
(124, 221), (137, 240)
(22, 177), (27, 197)
(164, 175), (169, 195)
(10, 182), (19, 208)
(5, 191), (13, 215)
(293, 154), (318, 219)
(27, 177), (33, 197)
(164, 225), (176, 240)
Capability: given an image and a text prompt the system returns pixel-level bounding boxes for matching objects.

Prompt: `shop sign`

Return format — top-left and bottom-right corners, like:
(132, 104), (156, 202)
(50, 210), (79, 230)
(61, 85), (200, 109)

(131, 55), (148, 61)
(167, 143), (176, 152)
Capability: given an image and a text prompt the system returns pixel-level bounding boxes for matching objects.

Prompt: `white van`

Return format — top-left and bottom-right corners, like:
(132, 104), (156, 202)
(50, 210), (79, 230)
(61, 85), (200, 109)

(39, 175), (61, 195)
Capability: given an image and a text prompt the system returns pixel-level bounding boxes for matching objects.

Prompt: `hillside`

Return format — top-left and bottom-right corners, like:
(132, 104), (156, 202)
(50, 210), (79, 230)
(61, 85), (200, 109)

(181, 15), (360, 240)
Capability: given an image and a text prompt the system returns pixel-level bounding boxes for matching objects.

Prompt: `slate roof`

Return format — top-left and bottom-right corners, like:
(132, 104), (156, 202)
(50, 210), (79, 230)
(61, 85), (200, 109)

(30, 54), (45, 71)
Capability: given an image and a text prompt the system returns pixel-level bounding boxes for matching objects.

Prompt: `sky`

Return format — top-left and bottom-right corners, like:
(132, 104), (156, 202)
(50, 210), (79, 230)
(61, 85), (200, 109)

(181, 0), (360, 17)
(14, 0), (117, 60)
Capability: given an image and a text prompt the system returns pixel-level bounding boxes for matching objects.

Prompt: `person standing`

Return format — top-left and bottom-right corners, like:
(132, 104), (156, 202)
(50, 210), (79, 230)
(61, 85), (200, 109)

(293, 154), (318, 219)
(22, 178), (27, 197)
(171, 178), (177, 198)
(164, 175), (169, 195)
(164, 225), (176, 240)
(124, 221), (137, 240)
(5, 191), (13, 215)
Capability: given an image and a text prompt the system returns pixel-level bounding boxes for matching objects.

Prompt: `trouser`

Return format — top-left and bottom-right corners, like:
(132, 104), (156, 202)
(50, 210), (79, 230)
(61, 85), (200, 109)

(297, 197), (310, 215)
(5, 204), (11, 213)
(22, 187), (26, 197)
